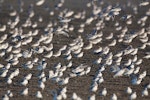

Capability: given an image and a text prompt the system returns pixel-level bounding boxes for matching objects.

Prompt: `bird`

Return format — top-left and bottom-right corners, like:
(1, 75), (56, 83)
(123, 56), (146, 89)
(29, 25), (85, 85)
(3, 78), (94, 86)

(88, 94), (95, 100)
(109, 39), (117, 47)
(61, 93), (67, 99)
(85, 17), (94, 25)
(72, 92), (82, 100)
(69, 25), (74, 31)
(88, 31), (98, 40)
(90, 37), (102, 45)
(59, 87), (67, 99)
(36, 0), (45, 6)
(124, 68), (134, 76)
(114, 51), (123, 57)
(75, 52), (84, 58)
(2, 94), (9, 100)
(0, 25), (6, 32)
(64, 11), (74, 17)
(59, 18), (72, 23)
(21, 88), (28, 96)
(5, 63), (10, 70)
(7, 78), (12, 84)
(102, 46), (110, 55)
(139, 1), (149, 6)
(142, 88), (149, 96)
(53, 50), (62, 57)
(84, 42), (93, 50)
(93, 47), (102, 54)
(65, 54), (72, 60)
(124, 59), (132, 66)
(111, 93), (117, 100)
(99, 66), (105, 72)
(6, 46), (13, 53)
(60, 45), (67, 51)
(63, 49), (71, 56)
(95, 57), (102, 64)
(73, 48), (82, 54)
(143, 54), (150, 59)
(139, 71), (146, 79)
(91, 83), (98, 92)
(135, 59), (143, 65)
(36, 91), (43, 99)
(139, 35), (148, 43)
(38, 71), (45, 79)
(59, 77), (70, 85)
(0, 69), (8, 77)
(132, 55), (138, 62)
(21, 79), (28, 86)
(66, 61), (72, 68)
(134, 66), (140, 74)
(25, 73), (32, 80)
(126, 87), (132, 94)
(43, 38), (52, 44)
(7, 90), (13, 97)
(113, 68), (126, 78)
(9, 10), (17, 16)
(106, 33), (113, 40)
(38, 82), (45, 90)
(130, 92), (137, 100)
(121, 14), (132, 21)
(98, 77), (104, 84)
(85, 67), (91, 75)
(0, 64), (4, 68)
(100, 88), (107, 96)
(44, 51), (53, 58)
(48, 70), (55, 79)
(0, 34), (7, 43)
(59, 66), (67, 72)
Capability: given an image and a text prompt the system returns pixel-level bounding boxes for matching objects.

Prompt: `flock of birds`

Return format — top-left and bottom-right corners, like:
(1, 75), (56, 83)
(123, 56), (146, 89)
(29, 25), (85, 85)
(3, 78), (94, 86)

(0, 0), (150, 100)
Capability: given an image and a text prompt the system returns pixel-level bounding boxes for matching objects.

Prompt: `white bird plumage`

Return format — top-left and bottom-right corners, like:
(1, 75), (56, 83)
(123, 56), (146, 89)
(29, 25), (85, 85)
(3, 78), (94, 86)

(36, 91), (43, 98)
(130, 92), (137, 100)
(111, 93), (117, 100)
(21, 88), (28, 96)
(126, 87), (132, 94)
(101, 88), (107, 96)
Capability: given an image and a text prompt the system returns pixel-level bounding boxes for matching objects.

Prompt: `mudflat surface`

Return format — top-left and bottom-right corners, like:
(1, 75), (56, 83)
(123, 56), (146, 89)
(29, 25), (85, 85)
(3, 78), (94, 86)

(0, 0), (150, 100)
